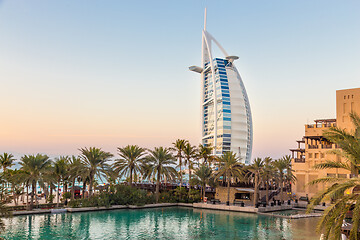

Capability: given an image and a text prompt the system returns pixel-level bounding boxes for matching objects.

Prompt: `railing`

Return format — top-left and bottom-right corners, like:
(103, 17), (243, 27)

(321, 144), (332, 149)
(306, 123), (336, 128)
(308, 145), (319, 149)
(294, 158), (305, 163)
(260, 189), (280, 203)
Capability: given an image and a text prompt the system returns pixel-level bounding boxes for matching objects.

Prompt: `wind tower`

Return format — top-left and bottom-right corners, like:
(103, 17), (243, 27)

(189, 8), (253, 164)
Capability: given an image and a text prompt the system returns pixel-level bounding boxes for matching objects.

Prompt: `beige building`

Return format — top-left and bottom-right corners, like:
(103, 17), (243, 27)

(291, 88), (360, 199)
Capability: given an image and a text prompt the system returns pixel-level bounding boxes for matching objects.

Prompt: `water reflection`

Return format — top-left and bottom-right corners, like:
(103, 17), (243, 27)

(1, 207), (321, 240)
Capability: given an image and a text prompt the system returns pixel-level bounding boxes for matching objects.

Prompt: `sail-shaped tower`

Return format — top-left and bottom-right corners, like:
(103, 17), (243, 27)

(189, 9), (253, 164)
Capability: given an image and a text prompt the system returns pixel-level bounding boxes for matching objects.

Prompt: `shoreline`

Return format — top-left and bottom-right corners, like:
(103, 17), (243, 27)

(7, 202), (323, 218)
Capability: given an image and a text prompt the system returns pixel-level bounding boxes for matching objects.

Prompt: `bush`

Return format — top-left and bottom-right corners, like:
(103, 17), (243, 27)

(46, 194), (54, 203)
(67, 185), (202, 208)
(63, 192), (71, 200)
(159, 191), (177, 203)
(68, 184), (155, 208)
(159, 187), (201, 203)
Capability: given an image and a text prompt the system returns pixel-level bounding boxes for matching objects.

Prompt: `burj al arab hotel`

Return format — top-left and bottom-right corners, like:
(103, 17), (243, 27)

(189, 9), (253, 164)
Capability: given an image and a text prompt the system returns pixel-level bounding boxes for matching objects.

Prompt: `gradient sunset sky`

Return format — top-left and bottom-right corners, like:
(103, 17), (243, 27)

(1, 1), (359, 160)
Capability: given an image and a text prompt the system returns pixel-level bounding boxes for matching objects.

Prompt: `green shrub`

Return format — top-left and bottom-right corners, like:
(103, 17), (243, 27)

(67, 184), (155, 208)
(63, 192), (71, 200)
(46, 194), (54, 203)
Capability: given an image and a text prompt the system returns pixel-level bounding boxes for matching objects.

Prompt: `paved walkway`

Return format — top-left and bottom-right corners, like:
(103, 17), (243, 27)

(6, 191), (62, 207)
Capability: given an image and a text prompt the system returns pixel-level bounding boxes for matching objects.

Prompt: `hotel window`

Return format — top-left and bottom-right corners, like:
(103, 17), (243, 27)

(351, 102), (354, 112)
(338, 174), (347, 178)
(320, 153), (325, 158)
(314, 153), (319, 158)
(308, 153), (313, 158)
(343, 103), (346, 113)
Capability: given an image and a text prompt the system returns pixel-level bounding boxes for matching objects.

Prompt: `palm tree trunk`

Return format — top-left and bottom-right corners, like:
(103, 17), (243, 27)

(280, 180), (284, 203)
(254, 175), (258, 206)
(30, 181), (35, 210)
(57, 181), (60, 207)
(202, 184), (205, 202)
(266, 180), (269, 204)
(89, 176), (93, 197)
(129, 169), (133, 186)
(71, 178), (75, 200)
(227, 178), (230, 204)
(179, 156), (182, 189)
(188, 166), (192, 197)
(82, 181), (86, 199)
(50, 185), (53, 203)
(155, 171), (160, 203)
(26, 185), (29, 208)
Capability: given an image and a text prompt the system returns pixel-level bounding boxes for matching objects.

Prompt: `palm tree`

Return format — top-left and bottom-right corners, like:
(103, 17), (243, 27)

(0, 153), (15, 172)
(307, 112), (360, 239)
(68, 156), (85, 200)
(283, 155), (296, 193)
(192, 164), (213, 202)
(183, 142), (197, 196)
(198, 144), (214, 166)
(0, 153), (15, 195)
(79, 147), (113, 197)
(246, 158), (264, 206)
(114, 145), (147, 186)
(145, 147), (177, 203)
(19, 154), (52, 210)
(263, 157), (274, 204)
(6, 169), (25, 206)
(171, 139), (187, 188)
(215, 151), (244, 204)
(54, 156), (69, 206)
(272, 156), (291, 203)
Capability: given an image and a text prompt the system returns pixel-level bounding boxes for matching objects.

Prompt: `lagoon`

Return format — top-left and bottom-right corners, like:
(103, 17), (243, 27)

(1, 207), (320, 240)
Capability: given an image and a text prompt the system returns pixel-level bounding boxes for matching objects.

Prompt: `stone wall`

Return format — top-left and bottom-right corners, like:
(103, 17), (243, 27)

(215, 187), (253, 203)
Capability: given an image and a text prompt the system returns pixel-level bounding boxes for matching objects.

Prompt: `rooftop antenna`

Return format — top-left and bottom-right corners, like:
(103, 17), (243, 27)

(204, 7), (207, 31)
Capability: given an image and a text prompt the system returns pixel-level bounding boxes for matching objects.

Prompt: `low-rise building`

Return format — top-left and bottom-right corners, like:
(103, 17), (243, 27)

(291, 88), (360, 199)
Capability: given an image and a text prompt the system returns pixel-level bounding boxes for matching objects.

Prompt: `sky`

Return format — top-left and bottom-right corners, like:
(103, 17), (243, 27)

(0, 0), (359, 161)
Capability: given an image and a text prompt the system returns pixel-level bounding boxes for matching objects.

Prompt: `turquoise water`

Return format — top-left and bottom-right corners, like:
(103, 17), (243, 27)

(1, 207), (320, 240)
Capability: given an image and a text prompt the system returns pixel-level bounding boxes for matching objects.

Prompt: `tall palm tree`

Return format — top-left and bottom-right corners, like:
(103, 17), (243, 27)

(19, 154), (52, 210)
(68, 156), (85, 200)
(171, 139), (187, 188)
(283, 155), (296, 193)
(145, 147), (177, 203)
(183, 142), (197, 195)
(114, 145), (147, 186)
(263, 157), (274, 204)
(79, 147), (113, 197)
(246, 158), (264, 206)
(307, 112), (360, 239)
(54, 156), (69, 206)
(272, 157), (290, 203)
(198, 144), (214, 166)
(6, 169), (25, 206)
(192, 164), (213, 202)
(0, 153), (15, 172)
(215, 152), (244, 204)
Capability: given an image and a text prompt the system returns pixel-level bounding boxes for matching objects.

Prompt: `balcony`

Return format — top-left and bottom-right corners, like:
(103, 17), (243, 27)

(321, 144), (333, 149)
(294, 158), (305, 163)
(308, 145), (319, 149)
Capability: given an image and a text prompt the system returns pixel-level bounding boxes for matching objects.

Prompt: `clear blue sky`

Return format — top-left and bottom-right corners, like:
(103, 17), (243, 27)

(0, 0), (359, 160)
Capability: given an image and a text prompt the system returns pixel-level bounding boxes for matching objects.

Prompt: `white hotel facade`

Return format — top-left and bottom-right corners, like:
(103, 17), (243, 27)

(190, 10), (253, 164)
